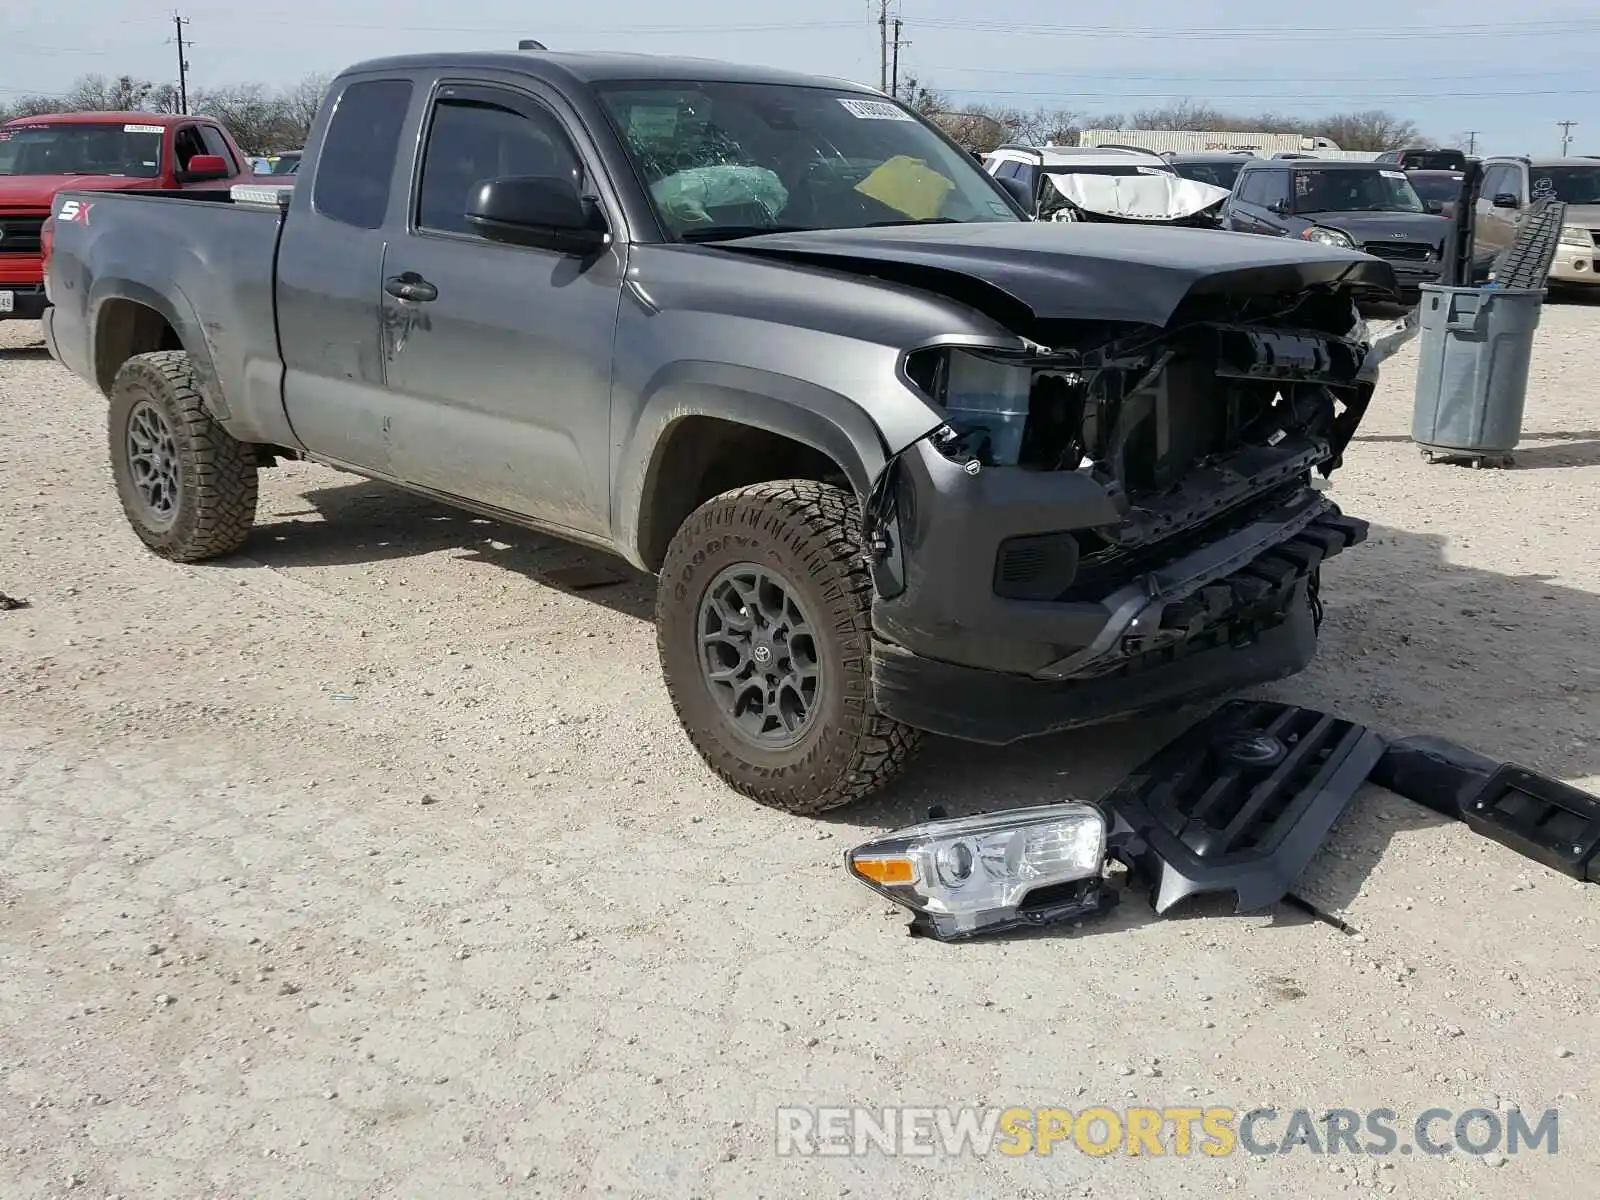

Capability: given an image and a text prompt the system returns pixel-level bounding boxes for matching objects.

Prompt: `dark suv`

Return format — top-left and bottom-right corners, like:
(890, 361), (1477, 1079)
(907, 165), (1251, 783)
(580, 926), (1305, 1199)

(1163, 151), (1254, 191)
(1220, 159), (1449, 296)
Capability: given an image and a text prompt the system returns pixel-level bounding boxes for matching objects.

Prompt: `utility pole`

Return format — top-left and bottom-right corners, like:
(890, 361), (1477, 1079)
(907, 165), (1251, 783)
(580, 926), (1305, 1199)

(877, 0), (889, 93)
(1464, 131), (1478, 154)
(890, 18), (909, 98)
(169, 11), (192, 114)
(1557, 120), (1577, 155)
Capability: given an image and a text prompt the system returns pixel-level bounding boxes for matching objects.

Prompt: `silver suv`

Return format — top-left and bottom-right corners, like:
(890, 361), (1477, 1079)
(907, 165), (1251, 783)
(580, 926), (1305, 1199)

(1476, 156), (1600, 288)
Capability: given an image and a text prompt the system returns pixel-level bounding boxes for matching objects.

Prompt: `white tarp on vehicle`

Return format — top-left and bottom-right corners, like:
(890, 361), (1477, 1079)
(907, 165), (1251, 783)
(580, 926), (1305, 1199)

(1043, 172), (1232, 222)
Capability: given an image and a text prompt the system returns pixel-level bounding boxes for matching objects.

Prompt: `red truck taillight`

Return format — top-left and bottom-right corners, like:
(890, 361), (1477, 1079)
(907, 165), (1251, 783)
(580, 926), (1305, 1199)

(40, 215), (55, 276)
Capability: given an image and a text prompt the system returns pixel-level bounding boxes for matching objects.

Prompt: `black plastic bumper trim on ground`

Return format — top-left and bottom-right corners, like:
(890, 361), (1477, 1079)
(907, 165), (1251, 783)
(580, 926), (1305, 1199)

(1371, 736), (1600, 882)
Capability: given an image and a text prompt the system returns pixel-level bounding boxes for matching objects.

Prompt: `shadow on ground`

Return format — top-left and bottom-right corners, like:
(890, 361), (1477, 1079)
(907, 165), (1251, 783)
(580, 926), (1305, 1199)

(226, 478), (655, 620)
(0, 343), (49, 360)
(231, 476), (1599, 921)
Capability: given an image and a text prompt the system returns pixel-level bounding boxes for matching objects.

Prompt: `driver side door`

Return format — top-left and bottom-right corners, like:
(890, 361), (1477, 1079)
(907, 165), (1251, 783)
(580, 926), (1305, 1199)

(378, 82), (627, 537)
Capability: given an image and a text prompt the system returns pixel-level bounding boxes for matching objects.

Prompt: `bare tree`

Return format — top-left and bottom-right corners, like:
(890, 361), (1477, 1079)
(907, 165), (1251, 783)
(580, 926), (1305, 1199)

(0, 93), (71, 121)
(1312, 110), (1422, 151)
(60, 74), (163, 112)
(282, 74), (330, 144)
(192, 84), (298, 155)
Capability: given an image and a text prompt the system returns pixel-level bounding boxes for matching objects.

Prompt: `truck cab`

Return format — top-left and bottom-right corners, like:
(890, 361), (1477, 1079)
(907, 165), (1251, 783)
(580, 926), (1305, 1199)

(0, 111), (255, 320)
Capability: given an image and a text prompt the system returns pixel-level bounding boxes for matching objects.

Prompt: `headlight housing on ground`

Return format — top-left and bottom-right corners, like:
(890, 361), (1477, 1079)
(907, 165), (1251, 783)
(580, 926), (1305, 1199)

(846, 803), (1108, 939)
(1301, 226), (1355, 249)
(1559, 224), (1594, 248)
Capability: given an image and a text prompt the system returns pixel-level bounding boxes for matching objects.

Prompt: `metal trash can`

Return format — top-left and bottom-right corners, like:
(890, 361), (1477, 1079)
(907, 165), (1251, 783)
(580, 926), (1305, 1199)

(1411, 283), (1544, 468)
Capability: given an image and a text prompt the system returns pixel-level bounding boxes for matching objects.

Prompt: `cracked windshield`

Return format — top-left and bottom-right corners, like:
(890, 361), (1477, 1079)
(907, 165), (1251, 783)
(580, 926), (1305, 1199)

(596, 82), (1019, 239)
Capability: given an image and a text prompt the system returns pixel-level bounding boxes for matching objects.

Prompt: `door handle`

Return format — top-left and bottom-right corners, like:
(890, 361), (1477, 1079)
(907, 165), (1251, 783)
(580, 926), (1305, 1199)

(384, 272), (437, 303)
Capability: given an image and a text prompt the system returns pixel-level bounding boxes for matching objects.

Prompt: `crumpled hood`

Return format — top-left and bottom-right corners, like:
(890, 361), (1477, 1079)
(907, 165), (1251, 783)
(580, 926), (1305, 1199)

(0, 174), (157, 208)
(1044, 172), (1233, 222)
(716, 222), (1399, 327)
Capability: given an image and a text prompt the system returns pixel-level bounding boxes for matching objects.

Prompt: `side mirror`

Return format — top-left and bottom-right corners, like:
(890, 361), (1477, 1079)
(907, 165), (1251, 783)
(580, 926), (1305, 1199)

(1491, 192), (1520, 209)
(1423, 199), (1444, 214)
(1267, 198), (1289, 216)
(994, 174), (1034, 214)
(465, 175), (609, 254)
(178, 154), (231, 183)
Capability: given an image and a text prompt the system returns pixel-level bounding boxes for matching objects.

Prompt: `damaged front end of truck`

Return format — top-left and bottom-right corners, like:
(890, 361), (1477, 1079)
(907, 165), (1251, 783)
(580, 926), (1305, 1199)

(830, 241), (1409, 748)
(722, 224), (1413, 745)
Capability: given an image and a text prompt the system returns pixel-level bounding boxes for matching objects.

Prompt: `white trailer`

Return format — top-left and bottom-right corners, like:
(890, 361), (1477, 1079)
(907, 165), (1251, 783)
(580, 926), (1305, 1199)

(1079, 129), (1342, 154)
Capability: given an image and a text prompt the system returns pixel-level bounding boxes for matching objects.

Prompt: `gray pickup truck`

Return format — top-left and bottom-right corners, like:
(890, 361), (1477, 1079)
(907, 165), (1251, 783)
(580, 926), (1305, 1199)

(43, 50), (1409, 814)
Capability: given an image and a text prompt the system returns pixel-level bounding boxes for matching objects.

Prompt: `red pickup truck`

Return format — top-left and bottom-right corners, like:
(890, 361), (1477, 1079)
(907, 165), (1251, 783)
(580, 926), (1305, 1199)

(0, 110), (257, 321)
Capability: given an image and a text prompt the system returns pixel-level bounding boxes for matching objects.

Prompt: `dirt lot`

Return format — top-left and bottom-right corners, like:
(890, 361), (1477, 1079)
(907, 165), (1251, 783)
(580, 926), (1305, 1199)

(1, 302), (1597, 1200)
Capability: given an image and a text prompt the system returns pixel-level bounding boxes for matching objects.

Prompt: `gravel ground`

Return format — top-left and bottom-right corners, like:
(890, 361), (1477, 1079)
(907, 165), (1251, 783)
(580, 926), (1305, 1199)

(1, 301), (1597, 1200)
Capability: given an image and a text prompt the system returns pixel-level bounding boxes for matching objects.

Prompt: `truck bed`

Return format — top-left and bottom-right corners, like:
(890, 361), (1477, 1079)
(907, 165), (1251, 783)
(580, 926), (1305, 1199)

(44, 186), (294, 448)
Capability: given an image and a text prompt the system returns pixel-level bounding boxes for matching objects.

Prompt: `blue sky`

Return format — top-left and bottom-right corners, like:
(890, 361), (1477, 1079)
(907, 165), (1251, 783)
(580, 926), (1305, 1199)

(6, 1), (1598, 154)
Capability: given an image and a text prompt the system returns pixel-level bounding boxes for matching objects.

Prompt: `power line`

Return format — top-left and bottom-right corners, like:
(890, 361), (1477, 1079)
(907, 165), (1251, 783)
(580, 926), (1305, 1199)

(913, 16), (1600, 41)
(938, 85), (1600, 102)
(14, 13), (1595, 38)
(920, 63), (1590, 84)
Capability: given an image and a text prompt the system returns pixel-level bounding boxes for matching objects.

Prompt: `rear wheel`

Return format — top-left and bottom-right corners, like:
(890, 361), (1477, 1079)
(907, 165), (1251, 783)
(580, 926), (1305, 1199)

(656, 479), (920, 814)
(108, 351), (258, 561)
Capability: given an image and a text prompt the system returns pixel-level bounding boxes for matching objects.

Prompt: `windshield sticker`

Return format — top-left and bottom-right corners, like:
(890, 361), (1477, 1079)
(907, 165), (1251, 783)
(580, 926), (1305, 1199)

(988, 199), (1012, 215)
(1136, 165), (1168, 174)
(1532, 176), (1556, 196)
(627, 106), (678, 139)
(836, 98), (914, 121)
(124, 124), (164, 134)
(1379, 169), (1406, 179)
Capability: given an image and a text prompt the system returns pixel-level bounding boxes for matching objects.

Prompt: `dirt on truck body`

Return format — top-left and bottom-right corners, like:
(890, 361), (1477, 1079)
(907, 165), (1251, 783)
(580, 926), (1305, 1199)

(41, 50), (1411, 814)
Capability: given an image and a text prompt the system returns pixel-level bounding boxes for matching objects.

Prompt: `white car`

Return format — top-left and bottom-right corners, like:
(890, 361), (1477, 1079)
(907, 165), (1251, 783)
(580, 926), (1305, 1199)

(983, 145), (1232, 226)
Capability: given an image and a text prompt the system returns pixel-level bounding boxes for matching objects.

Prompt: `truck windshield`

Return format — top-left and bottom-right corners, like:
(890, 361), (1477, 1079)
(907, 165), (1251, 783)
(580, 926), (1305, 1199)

(593, 82), (1020, 240)
(0, 123), (164, 178)
(1530, 166), (1600, 205)
(1291, 168), (1424, 214)
(1407, 173), (1464, 204)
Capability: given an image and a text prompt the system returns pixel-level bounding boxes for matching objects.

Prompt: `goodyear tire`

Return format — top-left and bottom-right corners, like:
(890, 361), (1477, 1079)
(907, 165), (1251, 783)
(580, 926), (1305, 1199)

(108, 350), (258, 562)
(656, 479), (920, 814)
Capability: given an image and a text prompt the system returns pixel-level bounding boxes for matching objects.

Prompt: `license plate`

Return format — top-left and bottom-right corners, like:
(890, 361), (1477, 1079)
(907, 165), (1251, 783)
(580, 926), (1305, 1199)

(0, 291), (13, 314)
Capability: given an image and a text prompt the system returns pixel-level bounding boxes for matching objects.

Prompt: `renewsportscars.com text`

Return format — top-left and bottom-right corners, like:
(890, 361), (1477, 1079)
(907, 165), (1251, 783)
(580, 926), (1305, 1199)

(775, 1105), (1559, 1158)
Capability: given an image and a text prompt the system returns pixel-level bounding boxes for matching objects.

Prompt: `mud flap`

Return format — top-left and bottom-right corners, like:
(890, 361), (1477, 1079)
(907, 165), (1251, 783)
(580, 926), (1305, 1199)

(1102, 699), (1387, 914)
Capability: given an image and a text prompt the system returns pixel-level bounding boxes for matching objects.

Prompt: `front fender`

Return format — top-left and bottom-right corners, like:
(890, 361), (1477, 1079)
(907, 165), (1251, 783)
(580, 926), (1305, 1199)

(614, 360), (939, 571)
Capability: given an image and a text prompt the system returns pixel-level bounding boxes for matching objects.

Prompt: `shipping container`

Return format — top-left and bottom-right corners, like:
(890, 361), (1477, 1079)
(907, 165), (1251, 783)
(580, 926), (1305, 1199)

(1079, 129), (1342, 154)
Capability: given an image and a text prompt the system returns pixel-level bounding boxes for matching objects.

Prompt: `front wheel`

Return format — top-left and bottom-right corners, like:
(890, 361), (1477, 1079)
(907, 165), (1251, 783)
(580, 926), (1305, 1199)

(656, 479), (921, 814)
(108, 351), (258, 562)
